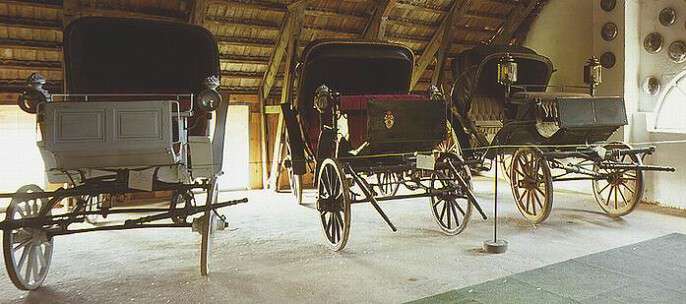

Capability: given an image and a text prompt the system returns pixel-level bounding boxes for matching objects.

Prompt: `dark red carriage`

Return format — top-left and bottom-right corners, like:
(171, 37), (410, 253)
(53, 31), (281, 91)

(282, 40), (486, 251)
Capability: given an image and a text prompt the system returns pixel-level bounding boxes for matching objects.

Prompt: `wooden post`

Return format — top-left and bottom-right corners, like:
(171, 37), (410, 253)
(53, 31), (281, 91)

(268, 4), (305, 190)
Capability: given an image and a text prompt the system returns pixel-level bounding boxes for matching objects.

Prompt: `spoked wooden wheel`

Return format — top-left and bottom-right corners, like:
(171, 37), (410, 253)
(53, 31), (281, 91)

(430, 153), (473, 235)
(436, 121), (461, 155)
(200, 180), (219, 276)
(316, 159), (351, 251)
(510, 148), (553, 224)
(3, 185), (53, 290)
(592, 142), (644, 217)
(375, 172), (401, 197)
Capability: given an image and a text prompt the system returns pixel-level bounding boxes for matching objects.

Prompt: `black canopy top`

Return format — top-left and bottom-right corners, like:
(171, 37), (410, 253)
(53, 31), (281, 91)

(452, 45), (554, 99)
(63, 17), (220, 95)
(296, 40), (414, 112)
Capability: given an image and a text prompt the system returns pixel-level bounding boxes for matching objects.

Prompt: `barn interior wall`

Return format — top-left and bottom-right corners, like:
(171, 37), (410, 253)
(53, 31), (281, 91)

(628, 0), (686, 209)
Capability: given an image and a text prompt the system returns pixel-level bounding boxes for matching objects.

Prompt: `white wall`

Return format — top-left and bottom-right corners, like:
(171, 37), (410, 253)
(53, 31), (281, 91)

(524, 0), (594, 92)
(628, 0), (686, 208)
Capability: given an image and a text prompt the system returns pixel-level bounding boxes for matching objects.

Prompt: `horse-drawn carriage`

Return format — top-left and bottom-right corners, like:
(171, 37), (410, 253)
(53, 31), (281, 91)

(0, 18), (246, 290)
(282, 40), (487, 251)
(449, 45), (674, 223)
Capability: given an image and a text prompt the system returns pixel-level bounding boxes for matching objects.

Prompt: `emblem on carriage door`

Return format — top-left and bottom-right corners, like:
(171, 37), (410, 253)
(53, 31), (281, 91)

(384, 111), (395, 129)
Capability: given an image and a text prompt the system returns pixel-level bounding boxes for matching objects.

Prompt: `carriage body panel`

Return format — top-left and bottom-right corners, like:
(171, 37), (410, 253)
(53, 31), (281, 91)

(38, 100), (182, 172)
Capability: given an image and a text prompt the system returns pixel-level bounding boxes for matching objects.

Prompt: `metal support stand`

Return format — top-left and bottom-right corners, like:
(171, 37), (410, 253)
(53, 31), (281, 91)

(483, 149), (508, 254)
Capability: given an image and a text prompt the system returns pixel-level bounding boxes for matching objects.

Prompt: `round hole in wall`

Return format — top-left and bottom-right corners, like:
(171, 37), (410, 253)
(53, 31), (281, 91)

(601, 22), (618, 41)
(600, 52), (616, 69)
(668, 40), (686, 63)
(642, 77), (661, 96)
(600, 0), (616, 12)
(643, 32), (664, 53)
(659, 7), (677, 26)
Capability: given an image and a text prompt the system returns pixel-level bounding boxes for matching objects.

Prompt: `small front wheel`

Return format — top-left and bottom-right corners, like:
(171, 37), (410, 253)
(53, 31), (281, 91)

(316, 159), (351, 251)
(510, 147), (553, 224)
(592, 142), (644, 217)
(3, 185), (53, 290)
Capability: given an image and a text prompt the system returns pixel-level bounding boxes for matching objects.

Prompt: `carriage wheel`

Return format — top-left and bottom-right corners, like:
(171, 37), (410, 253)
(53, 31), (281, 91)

(436, 121), (461, 155)
(592, 142), (644, 217)
(499, 153), (513, 182)
(2, 185), (53, 290)
(375, 172), (401, 197)
(510, 148), (553, 224)
(200, 180), (219, 276)
(316, 159), (351, 251)
(430, 153), (473, 235)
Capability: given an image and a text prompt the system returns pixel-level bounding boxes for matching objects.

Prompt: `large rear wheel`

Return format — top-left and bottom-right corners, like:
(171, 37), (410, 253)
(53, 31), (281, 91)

(2, 185), (53, 290)
(316, 159), (351, 251)
(510, 148), (553, 224)
(592, 142), (644, 217)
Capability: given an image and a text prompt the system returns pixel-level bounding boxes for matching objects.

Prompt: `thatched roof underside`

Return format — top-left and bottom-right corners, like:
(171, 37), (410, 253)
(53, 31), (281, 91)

(0, 0), (546, 104)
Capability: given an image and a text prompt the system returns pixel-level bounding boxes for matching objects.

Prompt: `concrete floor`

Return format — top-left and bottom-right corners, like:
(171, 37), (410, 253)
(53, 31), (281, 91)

(0, 177), (684, 304)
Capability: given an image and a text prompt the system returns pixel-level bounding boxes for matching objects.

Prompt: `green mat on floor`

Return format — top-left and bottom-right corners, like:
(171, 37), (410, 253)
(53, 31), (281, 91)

(407, 233), (686, 304)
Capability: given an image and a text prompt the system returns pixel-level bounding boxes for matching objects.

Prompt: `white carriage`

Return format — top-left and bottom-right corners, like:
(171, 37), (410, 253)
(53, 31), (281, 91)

(0, 17), (246, 290)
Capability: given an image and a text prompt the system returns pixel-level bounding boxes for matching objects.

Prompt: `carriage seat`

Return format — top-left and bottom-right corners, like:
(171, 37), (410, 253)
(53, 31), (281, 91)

(338, 94), (428, 148)
(468, 95), (504, 122)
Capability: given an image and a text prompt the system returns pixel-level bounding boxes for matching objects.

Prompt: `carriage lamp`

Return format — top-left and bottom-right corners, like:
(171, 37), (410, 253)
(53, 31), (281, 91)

(17, 73), (51, 114)
(584, 56), (603, 96)
(314, 84), (334, 113)
(497, 53), (518, 96)
(196, 75), (222, 112)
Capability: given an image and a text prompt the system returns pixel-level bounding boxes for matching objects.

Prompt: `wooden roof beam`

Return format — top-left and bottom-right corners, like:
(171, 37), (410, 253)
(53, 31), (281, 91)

(208, 0), (287, 12)
(0, 38), (61, 50)
(220, 54), (270, 65)
(410, 0), (471, 89)
(0, 0), (62, 10)
(0, 16), (61, 30)
(189, 0), (208, 25)
(259, 1), (309, 100)
(491, 0), (538, 45)
(362, 0), (397, 40)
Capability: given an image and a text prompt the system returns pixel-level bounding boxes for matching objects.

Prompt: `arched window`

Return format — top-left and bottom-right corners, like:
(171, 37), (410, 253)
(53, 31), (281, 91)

(654, 70), (686, 132)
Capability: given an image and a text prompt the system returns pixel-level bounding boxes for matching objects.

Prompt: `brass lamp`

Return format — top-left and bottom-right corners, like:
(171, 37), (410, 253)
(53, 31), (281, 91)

(497, 53), (518, 96)
(584, 56), (603, 96)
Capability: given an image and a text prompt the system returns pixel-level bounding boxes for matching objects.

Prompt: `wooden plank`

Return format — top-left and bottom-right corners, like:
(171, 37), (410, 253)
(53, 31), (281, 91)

(267, 4), (304, 189)
(189, 0), (208, 25)
(362, 0), (397, 40)
(491, 0), (538, 45)
(249, 112), (264, 189)
(410, 0), (471, 90)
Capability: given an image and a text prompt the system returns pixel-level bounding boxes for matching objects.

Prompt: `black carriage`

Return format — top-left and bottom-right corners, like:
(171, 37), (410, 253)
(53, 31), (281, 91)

(450, 45), (674, 224)
(1, 18), (246, 290)
(282, 40), (487, 251)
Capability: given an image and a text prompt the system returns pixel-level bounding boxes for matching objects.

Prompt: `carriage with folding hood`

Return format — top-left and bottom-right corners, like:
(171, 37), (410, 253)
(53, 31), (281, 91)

(0, 17), (247, 290)
(449, 44), (674, 224)
(281, 40), (487, 251)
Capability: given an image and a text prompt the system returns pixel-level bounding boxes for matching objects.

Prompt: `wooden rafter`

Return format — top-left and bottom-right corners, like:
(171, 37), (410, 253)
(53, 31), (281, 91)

(410, 0), (471, 90)
(189, 0), (208, 25)
(362, 0), (397, 40)
(491, 0), (538, 45)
